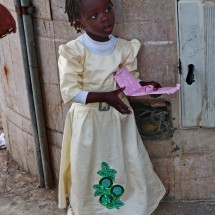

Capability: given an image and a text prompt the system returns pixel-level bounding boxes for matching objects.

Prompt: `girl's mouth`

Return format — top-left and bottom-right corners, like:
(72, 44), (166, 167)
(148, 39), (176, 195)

(104, 25), (113, 34)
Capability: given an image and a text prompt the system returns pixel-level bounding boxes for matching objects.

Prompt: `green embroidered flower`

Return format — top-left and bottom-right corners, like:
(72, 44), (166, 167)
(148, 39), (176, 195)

(99, 194), (113, 206)
(99, 177), (113, 188)
(97, 162), (117, 181)
(93, 162), (125, 210)
(111, 185), (124, 197)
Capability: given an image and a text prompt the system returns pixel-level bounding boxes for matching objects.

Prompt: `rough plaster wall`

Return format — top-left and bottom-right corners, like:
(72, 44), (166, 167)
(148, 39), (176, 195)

(0, 0), (214, 200)
(0, 0), (38, 175)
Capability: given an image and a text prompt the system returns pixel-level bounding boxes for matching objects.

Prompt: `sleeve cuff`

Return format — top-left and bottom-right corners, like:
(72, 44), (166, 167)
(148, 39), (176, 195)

(72, 91), (89, 104)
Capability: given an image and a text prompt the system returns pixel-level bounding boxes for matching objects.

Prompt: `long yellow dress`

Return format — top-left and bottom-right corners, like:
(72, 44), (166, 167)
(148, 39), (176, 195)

(58, 36), (166, 215)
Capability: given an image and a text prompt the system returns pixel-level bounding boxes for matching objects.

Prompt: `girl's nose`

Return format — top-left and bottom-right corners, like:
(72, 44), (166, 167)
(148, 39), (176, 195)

(100, 13), (108, 23)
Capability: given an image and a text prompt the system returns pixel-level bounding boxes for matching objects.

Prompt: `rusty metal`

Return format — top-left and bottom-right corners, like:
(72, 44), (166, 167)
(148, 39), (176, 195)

(15, 5), (34, 15)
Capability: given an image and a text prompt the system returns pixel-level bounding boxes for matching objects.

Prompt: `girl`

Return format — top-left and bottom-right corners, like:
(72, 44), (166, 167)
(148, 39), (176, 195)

(58, 0), (166, 214)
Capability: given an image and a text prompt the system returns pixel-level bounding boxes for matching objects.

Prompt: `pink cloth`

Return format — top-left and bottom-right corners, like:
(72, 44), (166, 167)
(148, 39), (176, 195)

(114, 67), (180, 96)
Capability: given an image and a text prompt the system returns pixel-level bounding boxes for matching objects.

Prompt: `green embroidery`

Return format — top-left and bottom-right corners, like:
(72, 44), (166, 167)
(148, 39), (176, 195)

(99, 102), (110, 111)
(93, 162), (125, 210)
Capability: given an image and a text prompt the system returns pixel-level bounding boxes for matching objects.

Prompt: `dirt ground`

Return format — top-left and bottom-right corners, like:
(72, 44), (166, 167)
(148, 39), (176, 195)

(0, 148), (215, 215)
(0, 149), (66, 215)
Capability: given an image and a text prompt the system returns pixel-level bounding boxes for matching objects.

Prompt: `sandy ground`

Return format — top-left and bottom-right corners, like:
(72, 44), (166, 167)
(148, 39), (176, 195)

(0, 149), (215, 215)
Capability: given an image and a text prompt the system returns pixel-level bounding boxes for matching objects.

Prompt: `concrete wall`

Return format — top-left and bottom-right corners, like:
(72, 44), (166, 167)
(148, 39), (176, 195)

(0, 0), (38, 175)
(0, 0), (214, 201)
(0, 104), (2, 130)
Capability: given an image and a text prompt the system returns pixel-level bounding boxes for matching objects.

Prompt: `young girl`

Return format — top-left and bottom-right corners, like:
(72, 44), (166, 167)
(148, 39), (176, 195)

(58, 0), (166, 214)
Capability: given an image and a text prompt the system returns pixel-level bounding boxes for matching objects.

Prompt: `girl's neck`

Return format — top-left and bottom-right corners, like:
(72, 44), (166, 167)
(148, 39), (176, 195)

(86, 31), (110, 42)
(76, 33), (117, 55)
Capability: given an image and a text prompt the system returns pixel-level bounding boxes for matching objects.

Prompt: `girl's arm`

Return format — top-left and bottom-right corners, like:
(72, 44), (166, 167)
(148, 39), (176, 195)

(86, 87), (132, 115)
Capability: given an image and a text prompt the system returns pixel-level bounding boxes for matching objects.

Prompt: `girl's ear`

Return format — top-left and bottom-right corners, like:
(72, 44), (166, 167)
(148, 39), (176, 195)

(76, 19), (84, 29)
(74, 20), (84, 33)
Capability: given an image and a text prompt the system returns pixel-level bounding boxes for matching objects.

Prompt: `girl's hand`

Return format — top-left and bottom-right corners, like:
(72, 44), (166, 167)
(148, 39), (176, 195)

(149, 81), (162, 98)
(104, 87), (132, 115)
(139, 81), (161, 89)
(150, 81), (162, 90)
(139, 81), (162, 98)
(86, 88), (132, 115)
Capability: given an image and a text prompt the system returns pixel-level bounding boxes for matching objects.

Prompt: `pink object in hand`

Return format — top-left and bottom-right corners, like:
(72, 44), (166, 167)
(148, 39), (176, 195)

(114, 67), (180, 96)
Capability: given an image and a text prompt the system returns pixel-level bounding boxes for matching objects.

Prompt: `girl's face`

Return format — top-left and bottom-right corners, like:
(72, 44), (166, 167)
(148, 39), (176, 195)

(78, 0), (115, 42)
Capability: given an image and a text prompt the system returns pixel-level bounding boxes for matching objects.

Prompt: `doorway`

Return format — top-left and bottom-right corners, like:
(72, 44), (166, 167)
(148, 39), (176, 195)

(177, 0), (215, 128)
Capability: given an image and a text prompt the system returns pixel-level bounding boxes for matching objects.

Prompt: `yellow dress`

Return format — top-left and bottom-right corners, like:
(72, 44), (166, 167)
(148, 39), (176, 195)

(58, 36), (166, 215)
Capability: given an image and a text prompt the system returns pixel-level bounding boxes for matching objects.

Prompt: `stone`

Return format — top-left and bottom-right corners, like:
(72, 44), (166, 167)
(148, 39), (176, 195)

(174, 153), (215, 199)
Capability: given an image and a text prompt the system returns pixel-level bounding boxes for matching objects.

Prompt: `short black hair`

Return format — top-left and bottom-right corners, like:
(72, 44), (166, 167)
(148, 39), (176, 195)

(65, 0), (113, 33)
(65, 0), (84, 33)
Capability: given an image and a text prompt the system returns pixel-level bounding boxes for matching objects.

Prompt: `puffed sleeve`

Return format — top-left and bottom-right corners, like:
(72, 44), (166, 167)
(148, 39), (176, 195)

(58, 42), (84, 103)
(121, 39), (141, 80)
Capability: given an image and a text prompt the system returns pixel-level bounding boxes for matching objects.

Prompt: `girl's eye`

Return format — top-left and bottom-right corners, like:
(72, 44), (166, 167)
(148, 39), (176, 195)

(91, 13), (97, 19)
(105, 5), (112, 13)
